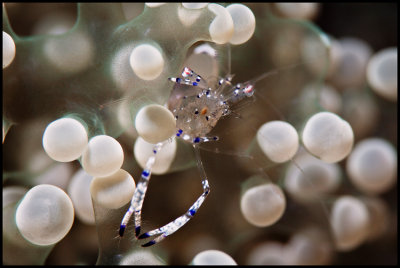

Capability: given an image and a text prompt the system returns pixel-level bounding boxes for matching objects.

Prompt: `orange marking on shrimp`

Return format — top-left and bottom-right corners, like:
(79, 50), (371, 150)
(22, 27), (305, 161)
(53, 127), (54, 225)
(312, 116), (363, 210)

(201, 107), (208, 115)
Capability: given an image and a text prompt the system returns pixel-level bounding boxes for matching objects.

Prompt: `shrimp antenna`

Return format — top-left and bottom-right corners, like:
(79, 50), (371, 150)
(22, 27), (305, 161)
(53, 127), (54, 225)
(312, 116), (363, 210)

(250, 69), (279, 85)
(249, 54), (327, 86)
(227, 43), (232, 75)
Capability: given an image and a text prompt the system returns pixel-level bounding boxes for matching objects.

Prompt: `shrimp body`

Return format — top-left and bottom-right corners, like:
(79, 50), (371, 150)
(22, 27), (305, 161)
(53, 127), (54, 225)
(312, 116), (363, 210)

(169, 67), (254, 143)
(172, 88), (227, 141)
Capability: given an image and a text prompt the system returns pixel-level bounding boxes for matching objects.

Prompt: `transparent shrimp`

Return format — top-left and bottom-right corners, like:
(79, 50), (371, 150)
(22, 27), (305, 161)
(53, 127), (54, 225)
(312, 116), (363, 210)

(119, 66), (271, 247)
(119, 40), (331, 247)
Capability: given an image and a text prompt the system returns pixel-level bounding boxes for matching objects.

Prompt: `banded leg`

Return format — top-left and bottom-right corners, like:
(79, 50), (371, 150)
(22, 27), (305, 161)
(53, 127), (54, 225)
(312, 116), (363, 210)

(119, 141), (166, 238)
(192, 135), (219, 144)
(168, 67), (209, 89)
(137, 145), (210, 247)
